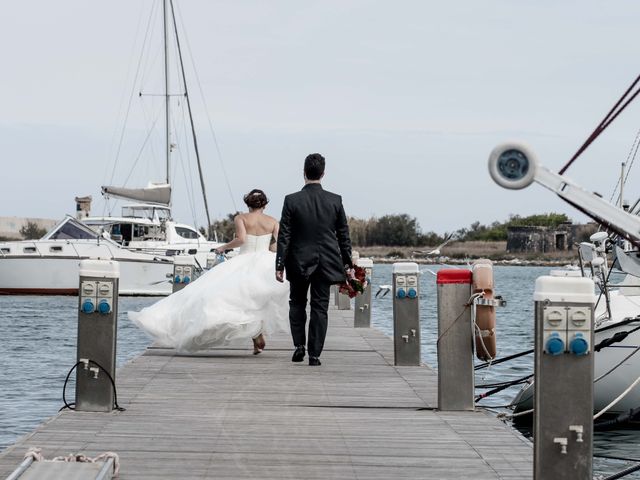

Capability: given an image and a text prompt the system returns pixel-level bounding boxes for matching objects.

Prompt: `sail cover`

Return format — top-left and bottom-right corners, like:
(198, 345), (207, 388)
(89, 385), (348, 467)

(101, 183), (171, 205)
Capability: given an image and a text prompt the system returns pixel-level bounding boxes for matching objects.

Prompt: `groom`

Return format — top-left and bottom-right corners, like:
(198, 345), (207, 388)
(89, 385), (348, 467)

(276, 153), (353, 366)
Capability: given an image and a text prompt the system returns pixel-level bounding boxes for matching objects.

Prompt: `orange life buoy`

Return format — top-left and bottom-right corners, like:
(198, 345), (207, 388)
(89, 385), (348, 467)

(472, 259), (497, 360)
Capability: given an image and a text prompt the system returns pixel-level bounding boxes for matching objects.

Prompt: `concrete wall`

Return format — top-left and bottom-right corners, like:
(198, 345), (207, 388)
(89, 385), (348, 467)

(0, 216), (58, 240)
(506, 223), (598, 253)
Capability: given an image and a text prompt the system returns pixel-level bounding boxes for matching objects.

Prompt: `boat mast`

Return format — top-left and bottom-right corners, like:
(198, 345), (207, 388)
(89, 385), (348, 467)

(169, 0), (213, 239)
(163, 0), (170, 186)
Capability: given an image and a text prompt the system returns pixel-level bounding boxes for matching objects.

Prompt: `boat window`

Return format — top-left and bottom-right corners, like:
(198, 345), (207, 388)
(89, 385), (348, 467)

(175, 227), (199, 239)
(49, 222), (97, 240)
(49, 246), (63, 253)
(23, 247), (36, 253)
(122, 206), (154, 219)
(0, 248), (10, 254)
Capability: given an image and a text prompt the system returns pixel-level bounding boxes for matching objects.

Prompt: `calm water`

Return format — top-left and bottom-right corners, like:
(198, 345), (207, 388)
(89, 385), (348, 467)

(1, 265), (639, 477)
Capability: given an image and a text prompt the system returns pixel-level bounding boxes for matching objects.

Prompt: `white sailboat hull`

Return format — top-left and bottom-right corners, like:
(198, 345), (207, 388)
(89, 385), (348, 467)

(0, 239), (173, 296)
(512, 289), (640, 416)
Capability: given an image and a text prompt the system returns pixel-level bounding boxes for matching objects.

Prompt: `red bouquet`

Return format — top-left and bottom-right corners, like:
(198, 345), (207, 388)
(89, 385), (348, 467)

(338, 265), (369, 299)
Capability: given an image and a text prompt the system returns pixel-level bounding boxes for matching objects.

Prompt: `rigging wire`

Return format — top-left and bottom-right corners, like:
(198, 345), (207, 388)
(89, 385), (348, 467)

(123, 109), (163, 187)
(559, 73), (640, 175)
(108, 0), (158, 187)
(172, 101), (199, 226)
(175, 2), (238, 212)
(102, 0), (149, 211)
(610, 127), (640, 205)
(170, 0), (214, 236)
(169, 25), (199, 225)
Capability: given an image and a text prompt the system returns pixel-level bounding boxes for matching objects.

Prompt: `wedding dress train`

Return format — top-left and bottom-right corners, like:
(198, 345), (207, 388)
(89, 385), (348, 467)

(129, 234), (290, 352)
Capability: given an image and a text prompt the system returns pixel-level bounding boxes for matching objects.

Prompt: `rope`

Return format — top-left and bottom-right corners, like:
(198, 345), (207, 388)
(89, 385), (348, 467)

(23, 448), (120, 477)
(595, 344), (640, 383)
(593, 373), (640, 420)
(559, 72), (640, 175)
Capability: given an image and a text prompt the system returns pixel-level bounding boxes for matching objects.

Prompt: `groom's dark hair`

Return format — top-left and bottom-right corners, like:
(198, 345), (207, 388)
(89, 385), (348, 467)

(304, 153), (325, 180)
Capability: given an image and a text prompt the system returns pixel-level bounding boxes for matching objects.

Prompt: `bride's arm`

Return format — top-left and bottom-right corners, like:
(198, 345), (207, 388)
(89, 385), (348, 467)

(215, 215), (246, 252)
(269, 222), (279, 252)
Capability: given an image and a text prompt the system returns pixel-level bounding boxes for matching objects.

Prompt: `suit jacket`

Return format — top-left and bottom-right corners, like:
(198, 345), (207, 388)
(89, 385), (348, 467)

(276, 183), (352, 283)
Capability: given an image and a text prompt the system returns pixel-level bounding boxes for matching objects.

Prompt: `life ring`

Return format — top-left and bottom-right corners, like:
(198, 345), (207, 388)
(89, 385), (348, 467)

(472, 259), (497, 360)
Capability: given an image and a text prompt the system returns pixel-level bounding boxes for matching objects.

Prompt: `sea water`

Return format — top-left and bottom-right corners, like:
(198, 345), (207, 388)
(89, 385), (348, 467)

(0, 266), (638, 478)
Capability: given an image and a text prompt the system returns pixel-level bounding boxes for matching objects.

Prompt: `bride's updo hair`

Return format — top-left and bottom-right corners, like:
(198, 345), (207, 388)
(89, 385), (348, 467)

(243, 189), (269, 209)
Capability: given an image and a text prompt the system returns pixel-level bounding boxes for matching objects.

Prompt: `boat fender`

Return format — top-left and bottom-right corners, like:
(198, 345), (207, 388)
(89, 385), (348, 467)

(472, 259), (497, 360)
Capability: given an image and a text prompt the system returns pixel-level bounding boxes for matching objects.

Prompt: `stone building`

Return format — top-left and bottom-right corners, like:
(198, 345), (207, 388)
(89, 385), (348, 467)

(506, 222), (598, 253)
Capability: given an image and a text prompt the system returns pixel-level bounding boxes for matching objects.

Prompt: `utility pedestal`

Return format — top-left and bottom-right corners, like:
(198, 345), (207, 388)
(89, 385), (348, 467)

(392, 262), (420, 366)
(76, 259), (119, 412)
(437, 269), (474, 410)
(534, 274), (595, 480)
(354, 258), (373, 328)
(173, 255), (197, 293)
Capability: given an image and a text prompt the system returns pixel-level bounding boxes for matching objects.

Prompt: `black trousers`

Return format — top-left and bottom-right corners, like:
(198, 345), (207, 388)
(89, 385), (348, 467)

(288, 270), (332, 358)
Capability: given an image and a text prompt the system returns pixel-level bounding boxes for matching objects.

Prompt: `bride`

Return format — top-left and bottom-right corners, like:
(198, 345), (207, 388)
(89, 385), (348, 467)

(129, 189), (290, 354)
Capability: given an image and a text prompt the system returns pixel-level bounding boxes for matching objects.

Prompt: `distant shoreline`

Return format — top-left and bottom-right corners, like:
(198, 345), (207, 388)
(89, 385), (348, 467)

(354, 240), (579, 268)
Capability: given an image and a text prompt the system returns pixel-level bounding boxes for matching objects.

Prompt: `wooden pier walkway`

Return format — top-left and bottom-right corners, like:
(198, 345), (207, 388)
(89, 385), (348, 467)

(0, 305), (532, 479)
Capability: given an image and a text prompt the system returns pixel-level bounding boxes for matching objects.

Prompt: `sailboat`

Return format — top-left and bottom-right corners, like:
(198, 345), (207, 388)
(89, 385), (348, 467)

(0, 0), (225, 296)
(488, 140), (640, 422)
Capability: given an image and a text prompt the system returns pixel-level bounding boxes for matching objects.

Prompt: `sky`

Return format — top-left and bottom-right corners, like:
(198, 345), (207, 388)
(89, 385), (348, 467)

(2, 1), (640, 235)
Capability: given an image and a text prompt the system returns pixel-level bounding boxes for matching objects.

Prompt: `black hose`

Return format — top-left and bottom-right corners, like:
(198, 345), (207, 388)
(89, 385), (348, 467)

(594, 325), (640, 352)
(475, 348), (533, 371)
(594, 406), (640, 431)
(601, 462), (640, 480)
(88, 359), (126, 412)
(59, 359), (125, 412)
(476, 373), (533, 389)
(59, 361), (83, 412)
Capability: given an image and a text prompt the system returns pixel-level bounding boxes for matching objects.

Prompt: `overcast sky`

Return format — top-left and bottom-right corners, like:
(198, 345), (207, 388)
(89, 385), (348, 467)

(2, 1), (640, 235)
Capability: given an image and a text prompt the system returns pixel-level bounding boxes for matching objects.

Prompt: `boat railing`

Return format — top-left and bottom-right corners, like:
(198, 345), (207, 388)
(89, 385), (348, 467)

(125, 246), (182, 257)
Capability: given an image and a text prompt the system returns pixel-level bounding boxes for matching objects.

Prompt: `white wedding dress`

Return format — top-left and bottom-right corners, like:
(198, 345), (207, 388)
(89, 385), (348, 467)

(129, 234), (290, 352)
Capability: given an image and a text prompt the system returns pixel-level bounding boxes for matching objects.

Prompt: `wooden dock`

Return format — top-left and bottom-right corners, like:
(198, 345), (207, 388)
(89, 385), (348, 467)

(0, 305), (532, 479)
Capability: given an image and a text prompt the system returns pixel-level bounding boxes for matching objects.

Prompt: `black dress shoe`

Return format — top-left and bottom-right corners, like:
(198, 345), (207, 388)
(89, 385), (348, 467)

(308, 356), (321, 366)
(292, 345), (305, 362)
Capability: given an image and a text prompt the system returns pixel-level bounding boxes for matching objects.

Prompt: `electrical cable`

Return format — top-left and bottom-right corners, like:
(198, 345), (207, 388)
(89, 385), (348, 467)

(59, 359), (125, 413)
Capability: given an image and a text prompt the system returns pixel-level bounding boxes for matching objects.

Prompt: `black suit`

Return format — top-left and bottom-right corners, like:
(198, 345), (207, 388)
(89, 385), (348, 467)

(276, 183), (352, 357)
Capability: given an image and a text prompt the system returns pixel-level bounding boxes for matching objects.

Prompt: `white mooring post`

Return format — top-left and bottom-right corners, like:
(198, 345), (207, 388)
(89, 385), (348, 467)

(354, 257), (373, 328)
(392, 262), (420, 366)
(533, 274), (595, 480)
(173, 255), (198, 293)
(436, 269), (474, 411)
(76, 259), (119, 412)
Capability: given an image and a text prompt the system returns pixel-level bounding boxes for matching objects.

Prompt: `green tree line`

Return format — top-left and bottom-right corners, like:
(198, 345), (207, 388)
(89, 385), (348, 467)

(205, 212), (571, 247)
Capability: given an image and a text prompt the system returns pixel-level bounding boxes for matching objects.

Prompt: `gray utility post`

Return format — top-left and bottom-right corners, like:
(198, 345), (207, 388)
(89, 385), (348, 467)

(76, 259), (119, 412)
(392, 262), (420, 366)
(534, 274), (595, 480)
(173, 255), (198, 293)
(354, 257), (373, 328)
(436, 269), (474, 411)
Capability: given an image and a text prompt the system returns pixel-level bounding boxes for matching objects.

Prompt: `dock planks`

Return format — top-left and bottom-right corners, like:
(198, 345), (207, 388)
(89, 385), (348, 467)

(0, 306), (532, 479)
